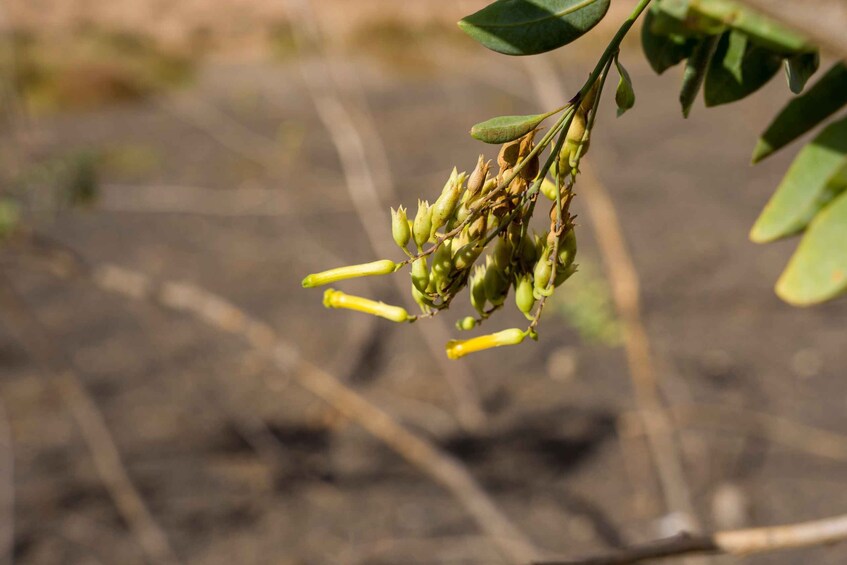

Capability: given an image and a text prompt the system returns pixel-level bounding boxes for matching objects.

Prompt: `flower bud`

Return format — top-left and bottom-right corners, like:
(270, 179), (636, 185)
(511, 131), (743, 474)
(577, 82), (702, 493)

(557, 229), (577, 270)
(540, 177), (558, 201)
(411, 257), (429, 293)
(413, 200), (432, 250)
(323, 289), (409, 322)
(520, 234), (538, 264)
(533, 248), (553, 299)
(430, 240), (454, 292)
(430, 172), (464, 237)
(468, 214), (487, 241)
(554, 263), (578, 287)
(453, 242), (483, 271)
(391, 206), (410, 249)
(492, 237), (512, 271)
(445, 328), (527, 359)
(484, 262), (508, 306)
(470, 265), (487, 315)
(456, 316), (477, 331)
(515, 274), (535, 318)
(302, 259), (397, 288)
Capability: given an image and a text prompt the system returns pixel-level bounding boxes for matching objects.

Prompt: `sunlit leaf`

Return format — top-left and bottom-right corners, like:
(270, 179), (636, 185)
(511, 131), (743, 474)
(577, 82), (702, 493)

(704, 31), (782, 107)
(470, 110), (558, 144)
(750, 116), (847, 243)
(458, 0), (611, 56)
(752, 62), (847, 163)
(776, 190), (847, 305)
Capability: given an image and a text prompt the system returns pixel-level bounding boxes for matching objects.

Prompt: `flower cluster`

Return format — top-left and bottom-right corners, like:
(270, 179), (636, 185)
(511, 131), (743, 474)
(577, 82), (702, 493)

(302, 81), (603, 359)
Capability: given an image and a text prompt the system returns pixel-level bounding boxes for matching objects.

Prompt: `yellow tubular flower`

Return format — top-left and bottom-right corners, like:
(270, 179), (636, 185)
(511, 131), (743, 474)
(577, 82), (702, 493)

(302, 260), (397, 288)
(322, 289), (409, 323)
(445, 328), (527, 360)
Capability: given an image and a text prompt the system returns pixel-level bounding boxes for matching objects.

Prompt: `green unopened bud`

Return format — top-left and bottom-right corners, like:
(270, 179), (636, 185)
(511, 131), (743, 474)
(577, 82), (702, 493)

(540, 177), (558, 201)
(430, 241), (453, 292)
(468, 214), (487, 240)
(554, 263), (578, 287)
(484, 262), (508, 306)
(323, 289), (409, 322)
(411, 257), (429, 293)
(302, 259), (397, 288)
(456, 316), (477, 331)
(411, 284), (434, 312)
(515, 274), (536, 318)
(391, 206), (410, 249)
(446, 328), (527, 359)
(453, 242), (483, 271)
(533, 248), (553, 299)
(413, 200), (433, 249)
(557, 229), (577, 270)
(520, 235), (538, 264)
(431, 173), (464, 237)
(470, 265), (487, 315)
(492, 237), (512, 270)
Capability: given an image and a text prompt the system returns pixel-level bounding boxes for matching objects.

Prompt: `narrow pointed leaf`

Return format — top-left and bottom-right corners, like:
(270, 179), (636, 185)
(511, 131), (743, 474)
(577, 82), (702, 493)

(458, 0), (611, 56)
(641, 10), (698, 74)
(614, 57), (635, 116)
(704, 31), (782, 107)
(752, 62), (847, 163)
(776, 191), (847, 306)
(750, 116), (847, 243)
(785, 51), (820, 94)
(679, 35), (720, 118)
(470, 110), (557, 144)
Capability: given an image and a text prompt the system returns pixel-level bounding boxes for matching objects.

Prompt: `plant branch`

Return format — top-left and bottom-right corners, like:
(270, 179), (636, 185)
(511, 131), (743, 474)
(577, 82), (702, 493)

(535, 512), (847, 564)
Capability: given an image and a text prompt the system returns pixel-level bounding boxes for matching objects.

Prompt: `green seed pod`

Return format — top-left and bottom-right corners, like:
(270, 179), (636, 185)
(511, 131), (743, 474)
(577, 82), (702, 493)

(456, 316), (477, 331)
(515, 274), (536, 317)
(554, 263), (578, 287)
(411, 257), (429, 293)
(413, 200), (432, 250)
(453, 242), (483, 271)
(533, 248), (553, 299)
(484, 262), (508, 306)
(391, 206), (410, 249)
(430, 178), (463, 237)
(557, 229), (577, 270)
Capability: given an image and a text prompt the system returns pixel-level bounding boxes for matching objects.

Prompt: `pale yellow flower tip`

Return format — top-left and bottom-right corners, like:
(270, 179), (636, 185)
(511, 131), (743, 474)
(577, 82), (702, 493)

(445, 328), (527, 360)
(302, 260), (397, 288)
(322, 289), (409, 323)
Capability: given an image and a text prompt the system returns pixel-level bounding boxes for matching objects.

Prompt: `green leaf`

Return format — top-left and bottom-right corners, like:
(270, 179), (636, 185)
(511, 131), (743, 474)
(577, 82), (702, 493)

(641, 10), (698, 74)
(458, 0), (611, 56)
(776, 190), (847, 306)
(750, 116), (847, 243)
(679, 35), (720, 118)
(653, 0), (726, 36)
(704, 31), (782, 107)
(752, 62), (847, 163)
(687, 0), (813, 54)
(470, 109), (559, 144)
(614, 57), (635, 117)
(784, 51), (820, 95)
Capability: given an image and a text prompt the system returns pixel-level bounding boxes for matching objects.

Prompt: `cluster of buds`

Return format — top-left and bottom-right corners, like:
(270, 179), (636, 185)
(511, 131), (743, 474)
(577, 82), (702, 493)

(302, 125), (584, 359)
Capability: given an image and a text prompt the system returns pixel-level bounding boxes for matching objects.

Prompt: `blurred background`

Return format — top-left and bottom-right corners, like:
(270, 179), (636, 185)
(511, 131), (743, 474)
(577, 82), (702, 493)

(0, 0), (846, 563)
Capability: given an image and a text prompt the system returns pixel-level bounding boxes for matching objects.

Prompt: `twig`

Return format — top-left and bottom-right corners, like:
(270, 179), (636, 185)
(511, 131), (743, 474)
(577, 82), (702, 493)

(282, 0), (488, 432)
(0, 271), (181, 565)
(9, 241), (541, 563)
(0, 399), (13, 565)
(536, 512), (847, 564)
(522, 56), (702, 537)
